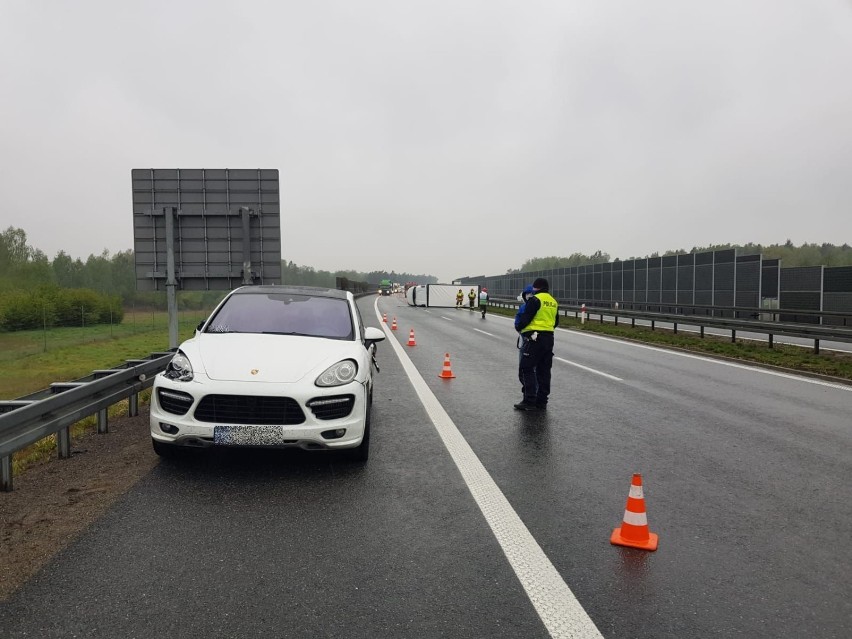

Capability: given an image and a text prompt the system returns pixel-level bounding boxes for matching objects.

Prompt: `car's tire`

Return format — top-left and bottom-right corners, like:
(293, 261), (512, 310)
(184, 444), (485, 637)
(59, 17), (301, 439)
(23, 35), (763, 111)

(344, 402), (371, 462)
(152, 438), (181, 458)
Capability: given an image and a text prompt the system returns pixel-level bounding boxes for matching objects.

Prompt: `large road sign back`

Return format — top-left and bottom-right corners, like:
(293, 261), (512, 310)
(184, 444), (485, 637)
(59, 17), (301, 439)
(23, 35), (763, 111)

(131, 168), (281, 291)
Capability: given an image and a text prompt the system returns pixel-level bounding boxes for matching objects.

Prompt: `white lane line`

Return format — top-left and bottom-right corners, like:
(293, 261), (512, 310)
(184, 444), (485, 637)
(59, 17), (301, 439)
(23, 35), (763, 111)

(374, 301), (603, 639)
(563, 328), (852, 392)
(555, 357), (623, 382)
(471, 316), (620, 380)
(441, 316), (454, 322)
(474, 328), (498, 337)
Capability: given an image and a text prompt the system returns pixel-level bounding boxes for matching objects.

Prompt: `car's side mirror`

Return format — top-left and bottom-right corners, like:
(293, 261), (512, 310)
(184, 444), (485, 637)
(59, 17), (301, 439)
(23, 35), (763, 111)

(364, 326), (386, 349)
(196, 321), (205, 334)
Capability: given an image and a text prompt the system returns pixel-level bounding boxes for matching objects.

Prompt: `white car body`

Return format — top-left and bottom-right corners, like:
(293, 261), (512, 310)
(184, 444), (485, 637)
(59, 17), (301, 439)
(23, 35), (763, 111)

(150, 285), (385, 460)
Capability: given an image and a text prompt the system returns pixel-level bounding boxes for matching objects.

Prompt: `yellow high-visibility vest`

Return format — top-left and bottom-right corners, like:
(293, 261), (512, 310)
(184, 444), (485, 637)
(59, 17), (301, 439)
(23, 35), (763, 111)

(524, 292), (558, 332)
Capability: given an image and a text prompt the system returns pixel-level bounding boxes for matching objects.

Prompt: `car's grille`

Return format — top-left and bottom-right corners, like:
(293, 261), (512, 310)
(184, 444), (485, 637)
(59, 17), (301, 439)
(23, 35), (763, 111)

(157, 389), (194, 415)
(307, 394), (355, 420)
(194, 395), (306, 425)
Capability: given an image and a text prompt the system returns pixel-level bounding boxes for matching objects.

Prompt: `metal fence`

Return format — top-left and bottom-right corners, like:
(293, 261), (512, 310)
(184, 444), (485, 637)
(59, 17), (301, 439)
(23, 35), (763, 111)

(460, 250), (852, 325)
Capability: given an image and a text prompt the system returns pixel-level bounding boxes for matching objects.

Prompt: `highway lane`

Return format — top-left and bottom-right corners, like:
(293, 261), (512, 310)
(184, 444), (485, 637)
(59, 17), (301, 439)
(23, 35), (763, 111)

(1, 294), (849, 638)
(377, 296), (851, 638)
(0, 310), (551, 638)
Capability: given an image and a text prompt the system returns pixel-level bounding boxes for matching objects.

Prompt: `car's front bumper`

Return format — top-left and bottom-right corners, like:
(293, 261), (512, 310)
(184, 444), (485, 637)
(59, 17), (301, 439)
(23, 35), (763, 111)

(149, 376), (369, 451)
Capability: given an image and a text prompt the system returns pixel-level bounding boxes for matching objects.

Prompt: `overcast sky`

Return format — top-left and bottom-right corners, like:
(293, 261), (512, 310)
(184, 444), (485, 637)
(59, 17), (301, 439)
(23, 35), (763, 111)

(1, 0), (851, 283)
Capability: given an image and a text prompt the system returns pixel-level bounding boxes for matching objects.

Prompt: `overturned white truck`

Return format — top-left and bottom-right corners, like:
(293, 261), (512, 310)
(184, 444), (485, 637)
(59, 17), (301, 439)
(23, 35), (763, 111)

(405, 284), (480, 308)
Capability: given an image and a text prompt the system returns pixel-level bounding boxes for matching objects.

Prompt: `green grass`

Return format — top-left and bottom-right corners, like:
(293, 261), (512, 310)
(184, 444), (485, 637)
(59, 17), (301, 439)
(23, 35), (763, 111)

(0, 309), (210, 399)
(486, 305), (852, 381)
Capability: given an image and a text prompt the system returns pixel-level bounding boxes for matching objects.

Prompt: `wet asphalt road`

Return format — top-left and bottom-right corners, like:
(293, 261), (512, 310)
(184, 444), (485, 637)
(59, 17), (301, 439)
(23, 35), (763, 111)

(1, 294), (850, 638)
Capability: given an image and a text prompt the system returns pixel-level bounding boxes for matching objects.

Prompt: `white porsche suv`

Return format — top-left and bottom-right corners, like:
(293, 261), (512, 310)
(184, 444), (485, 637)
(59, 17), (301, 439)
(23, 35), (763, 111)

(150, 285), (385, 461)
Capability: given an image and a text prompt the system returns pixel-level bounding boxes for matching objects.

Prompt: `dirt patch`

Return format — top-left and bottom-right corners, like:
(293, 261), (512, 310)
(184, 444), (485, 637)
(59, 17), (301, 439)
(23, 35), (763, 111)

(0, 409), (157, 600)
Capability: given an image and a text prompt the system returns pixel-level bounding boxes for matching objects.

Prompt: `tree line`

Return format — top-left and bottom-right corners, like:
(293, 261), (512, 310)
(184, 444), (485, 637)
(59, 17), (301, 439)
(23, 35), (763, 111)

(0, 227), (438, 331)
(2, 225), (849, 332)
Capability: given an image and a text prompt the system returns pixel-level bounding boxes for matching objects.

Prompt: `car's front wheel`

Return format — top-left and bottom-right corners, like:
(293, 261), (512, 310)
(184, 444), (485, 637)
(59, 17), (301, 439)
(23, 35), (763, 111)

(152, 438), (181, 458)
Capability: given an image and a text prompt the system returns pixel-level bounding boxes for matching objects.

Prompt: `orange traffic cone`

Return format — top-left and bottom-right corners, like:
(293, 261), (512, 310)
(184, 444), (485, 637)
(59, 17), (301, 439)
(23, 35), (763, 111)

(611, 473), (658, 551)
(382, 313), (387, 323)
(391, 317), (398, 330)
(407, 329), (416, 346)
(438, 353), (456, 379)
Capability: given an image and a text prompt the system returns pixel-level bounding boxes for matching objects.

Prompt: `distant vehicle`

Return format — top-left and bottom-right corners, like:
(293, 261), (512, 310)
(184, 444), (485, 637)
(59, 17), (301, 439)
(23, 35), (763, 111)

(149, 285), (386, 461)
(406, 285), (427, 307)
(379, 279), (393, 296)
(405, 283), (479, 307)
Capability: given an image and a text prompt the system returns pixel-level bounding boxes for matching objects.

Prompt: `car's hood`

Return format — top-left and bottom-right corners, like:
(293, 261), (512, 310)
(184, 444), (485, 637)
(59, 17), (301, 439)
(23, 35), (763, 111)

(192, 333), (359, 383)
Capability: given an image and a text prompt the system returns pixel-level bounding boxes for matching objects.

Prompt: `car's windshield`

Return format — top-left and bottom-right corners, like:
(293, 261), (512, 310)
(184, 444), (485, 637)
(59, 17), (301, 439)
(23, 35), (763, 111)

(205, 293), (354, 339)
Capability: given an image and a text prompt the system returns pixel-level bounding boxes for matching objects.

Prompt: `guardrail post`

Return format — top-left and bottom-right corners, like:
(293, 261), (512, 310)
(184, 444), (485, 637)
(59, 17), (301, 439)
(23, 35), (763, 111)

(631, 318), (635, 328)
(97, 408), (108, 434)
(651, 320), (655, 331)
(129, 392), (139, 417)
(700, 326), (705, 339)
(57, 427), (71, 459)
(731, 329), (736, 343)
(673, 322), (678, 335)
(1, 454), (12, 492)
(768, 334), (773, 348)
(814, 339), (820, 355)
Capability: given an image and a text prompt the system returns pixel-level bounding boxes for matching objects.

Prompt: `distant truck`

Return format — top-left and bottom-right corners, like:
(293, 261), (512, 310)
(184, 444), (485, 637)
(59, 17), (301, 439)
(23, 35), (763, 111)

(406, 283), (479, 308)
(378, 279), (393, 296)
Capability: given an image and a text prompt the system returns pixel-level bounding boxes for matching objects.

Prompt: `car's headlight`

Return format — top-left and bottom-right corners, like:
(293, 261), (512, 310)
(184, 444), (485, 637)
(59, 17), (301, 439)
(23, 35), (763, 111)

(316, 359), (358, 387)
(164, 351), (194, 382)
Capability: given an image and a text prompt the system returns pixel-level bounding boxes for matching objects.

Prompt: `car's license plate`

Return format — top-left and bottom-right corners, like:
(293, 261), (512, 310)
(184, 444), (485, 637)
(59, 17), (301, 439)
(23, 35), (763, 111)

(214, 425), (298, 446)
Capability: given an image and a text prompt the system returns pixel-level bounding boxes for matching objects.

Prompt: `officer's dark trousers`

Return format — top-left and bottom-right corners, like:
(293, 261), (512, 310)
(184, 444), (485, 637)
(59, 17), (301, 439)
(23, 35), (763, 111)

(519, 332), (554, 405)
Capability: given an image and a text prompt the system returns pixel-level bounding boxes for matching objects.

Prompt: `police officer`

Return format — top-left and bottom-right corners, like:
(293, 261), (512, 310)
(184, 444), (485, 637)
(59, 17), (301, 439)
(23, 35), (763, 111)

(514, 277), (559, 410)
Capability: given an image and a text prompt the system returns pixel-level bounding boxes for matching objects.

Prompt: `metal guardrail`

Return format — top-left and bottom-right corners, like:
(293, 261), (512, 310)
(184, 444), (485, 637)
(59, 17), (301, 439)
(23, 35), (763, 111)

(0, 352), (173, 491)
(490, 297), (852, 325)
(607, 302), (852, 326)
(487, 300), (852, 354)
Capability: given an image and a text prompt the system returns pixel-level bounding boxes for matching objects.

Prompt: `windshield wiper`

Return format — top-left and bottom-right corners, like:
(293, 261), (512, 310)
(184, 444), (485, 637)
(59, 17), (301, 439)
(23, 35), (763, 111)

(260, 331), (314, 337)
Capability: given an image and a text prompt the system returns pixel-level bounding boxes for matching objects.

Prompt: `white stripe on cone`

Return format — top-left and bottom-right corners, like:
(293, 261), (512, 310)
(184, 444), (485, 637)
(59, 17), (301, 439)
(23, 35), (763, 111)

(622, 510), (648, 527)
